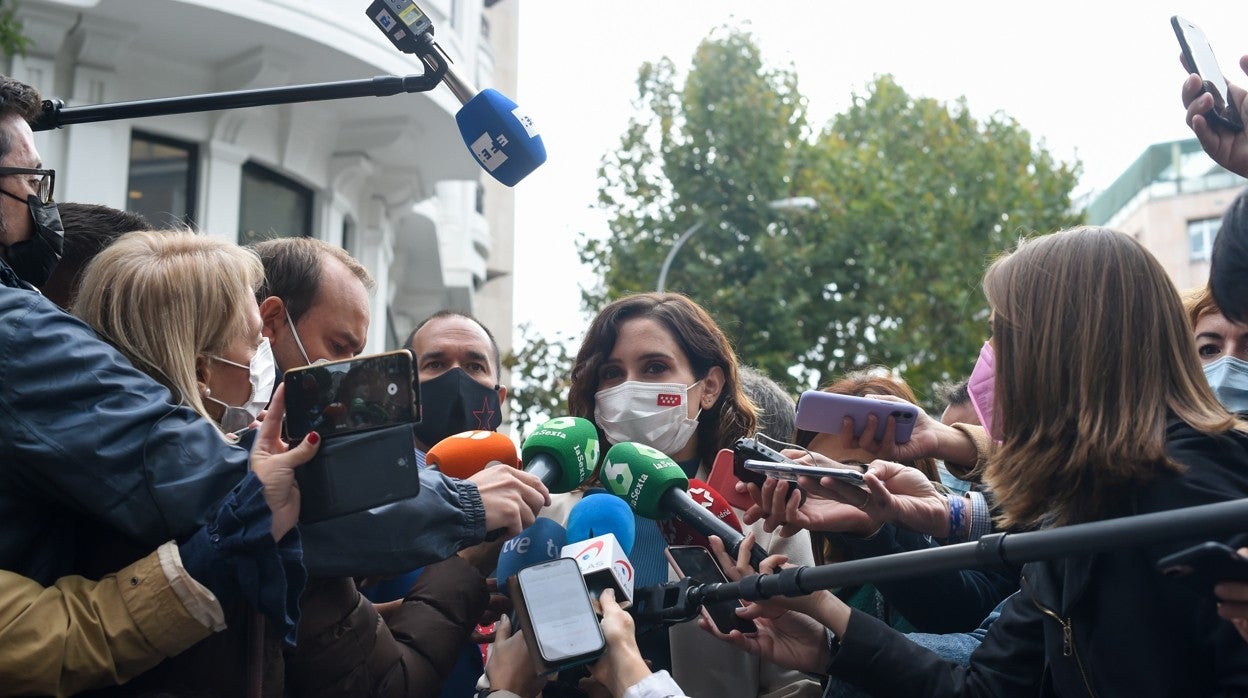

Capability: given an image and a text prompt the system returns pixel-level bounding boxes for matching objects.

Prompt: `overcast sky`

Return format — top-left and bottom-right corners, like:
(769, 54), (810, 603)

(512, 1), (1248, 343)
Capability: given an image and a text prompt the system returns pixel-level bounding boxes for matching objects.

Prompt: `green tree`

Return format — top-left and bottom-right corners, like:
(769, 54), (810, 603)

(584, 28), (1082, 407)
(503, 322), (576, 442)
(0, 1), (30, 58)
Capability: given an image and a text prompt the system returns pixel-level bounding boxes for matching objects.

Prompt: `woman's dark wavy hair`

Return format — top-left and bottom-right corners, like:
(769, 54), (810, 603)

(568, 292), (757, 471)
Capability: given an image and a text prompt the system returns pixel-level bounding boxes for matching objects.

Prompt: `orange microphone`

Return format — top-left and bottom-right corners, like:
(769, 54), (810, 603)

(425, 430), (520, 479)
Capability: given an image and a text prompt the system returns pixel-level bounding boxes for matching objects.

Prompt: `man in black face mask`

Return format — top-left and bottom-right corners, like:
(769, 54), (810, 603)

(0, 78), (64, 289)
(406, 309), (507, 456)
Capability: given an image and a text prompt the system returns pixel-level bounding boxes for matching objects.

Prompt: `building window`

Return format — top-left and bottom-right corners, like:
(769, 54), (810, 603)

(238, 162), (313, 245)
(127, 132), (197, 227)
(1189, 217), (1220, 261)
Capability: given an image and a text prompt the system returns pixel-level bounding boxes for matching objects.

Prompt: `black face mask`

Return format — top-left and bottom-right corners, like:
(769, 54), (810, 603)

(412, 367), (503, 447)
(0, 192), (63, 287)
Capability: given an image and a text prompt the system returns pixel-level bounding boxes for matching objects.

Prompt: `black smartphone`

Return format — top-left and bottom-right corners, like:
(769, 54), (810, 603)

(1173, 15), (1245, 132)
(733, 436), (800, 488)
(283, 349), (417, 442)
(510, 557), (606, 673)
(664, 545), (757, 635)
(295, 422), (422, 524)
(1158, 541), (1248, 592)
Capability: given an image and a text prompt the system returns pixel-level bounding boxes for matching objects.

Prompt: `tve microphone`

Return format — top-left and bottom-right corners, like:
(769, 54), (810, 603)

(496, 517), (566, 597)
(658, 478), (743, 550)
(425, 430), (519, 479)
(601, 442), (769, 569)
(520, 417), (600, 493)
(562, 532), (635, 610)
(567, 493), (636, 556)
(706, 448), (757, 511)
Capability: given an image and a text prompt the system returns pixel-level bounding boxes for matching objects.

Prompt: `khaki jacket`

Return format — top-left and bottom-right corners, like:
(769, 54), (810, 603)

(0, 545), (212, 697)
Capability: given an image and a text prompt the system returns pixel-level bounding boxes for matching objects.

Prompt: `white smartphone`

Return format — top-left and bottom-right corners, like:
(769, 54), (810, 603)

(511, 557), (605, 672)
(743, 458), (867, 489)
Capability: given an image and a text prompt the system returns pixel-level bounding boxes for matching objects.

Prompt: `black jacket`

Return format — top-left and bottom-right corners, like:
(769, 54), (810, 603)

(829, 420), (1248, 697)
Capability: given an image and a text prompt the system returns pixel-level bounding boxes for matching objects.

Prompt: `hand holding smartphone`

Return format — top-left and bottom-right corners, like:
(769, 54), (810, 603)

(1173, 15), (1245, 132)
(664, 545), (757, 635)
(794, 391), (919, 443)
(283, 349), (418, 442)
(509, 557), (606, 673)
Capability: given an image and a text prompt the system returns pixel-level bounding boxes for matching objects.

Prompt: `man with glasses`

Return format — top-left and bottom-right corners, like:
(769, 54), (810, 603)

(0, 78), (62, 289)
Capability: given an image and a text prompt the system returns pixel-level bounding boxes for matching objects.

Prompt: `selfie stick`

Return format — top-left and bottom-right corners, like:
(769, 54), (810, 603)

(30, 34), (447, 131)
(630, 498), (1248, 619)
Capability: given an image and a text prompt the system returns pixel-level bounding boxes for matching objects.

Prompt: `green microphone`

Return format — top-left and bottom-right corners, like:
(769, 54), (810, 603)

(520, 416), (601, 493)
(601, 441), (768, 567)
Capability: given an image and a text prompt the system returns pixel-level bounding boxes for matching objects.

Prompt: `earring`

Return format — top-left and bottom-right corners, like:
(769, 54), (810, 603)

(203, 387), (212, 398)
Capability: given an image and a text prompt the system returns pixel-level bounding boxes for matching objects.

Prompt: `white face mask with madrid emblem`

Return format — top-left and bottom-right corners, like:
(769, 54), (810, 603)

(594, 380), (702, 456)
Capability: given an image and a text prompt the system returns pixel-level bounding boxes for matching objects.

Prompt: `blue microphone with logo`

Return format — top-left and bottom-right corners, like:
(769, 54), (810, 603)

(496, 517), (567, 597)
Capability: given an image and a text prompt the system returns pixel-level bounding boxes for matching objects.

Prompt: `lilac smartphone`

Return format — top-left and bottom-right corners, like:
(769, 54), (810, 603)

(794, 391), (918, 443)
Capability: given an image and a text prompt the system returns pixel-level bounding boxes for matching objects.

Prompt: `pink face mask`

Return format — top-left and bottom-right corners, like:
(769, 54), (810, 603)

(967, 341), (999, 441)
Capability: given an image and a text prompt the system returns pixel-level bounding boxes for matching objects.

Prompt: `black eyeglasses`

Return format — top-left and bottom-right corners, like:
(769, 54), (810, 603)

(0, 167), (54, 204)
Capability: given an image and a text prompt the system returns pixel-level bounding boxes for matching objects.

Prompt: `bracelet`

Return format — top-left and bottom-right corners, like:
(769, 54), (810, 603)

(947, 493), (966, 542)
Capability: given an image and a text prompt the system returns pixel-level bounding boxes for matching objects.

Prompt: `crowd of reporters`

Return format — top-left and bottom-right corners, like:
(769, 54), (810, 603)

(3, 44), (1248, 698)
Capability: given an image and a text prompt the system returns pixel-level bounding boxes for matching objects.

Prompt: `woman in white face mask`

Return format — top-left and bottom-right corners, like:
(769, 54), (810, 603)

(553, 292), (820, 698)
(1185, 285), (1248, 414)
(74, 229), (272, 440)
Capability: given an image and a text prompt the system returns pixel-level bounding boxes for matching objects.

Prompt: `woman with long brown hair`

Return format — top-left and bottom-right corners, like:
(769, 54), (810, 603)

(556, 292), (820, 698)
(707, 227), (1248, 695)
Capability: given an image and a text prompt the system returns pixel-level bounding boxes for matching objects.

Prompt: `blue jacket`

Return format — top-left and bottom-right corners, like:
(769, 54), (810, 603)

(0, 268), (485, 584)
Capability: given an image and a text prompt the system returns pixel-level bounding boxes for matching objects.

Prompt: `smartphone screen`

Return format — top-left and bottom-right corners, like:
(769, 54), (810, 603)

(517, 558), (605, 665)
(665, 545), (757, 634)
(284, 350), (416, 441)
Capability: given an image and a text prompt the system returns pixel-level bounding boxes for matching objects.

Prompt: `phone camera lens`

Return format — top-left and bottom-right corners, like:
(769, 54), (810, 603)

(387, 382), (398, 395)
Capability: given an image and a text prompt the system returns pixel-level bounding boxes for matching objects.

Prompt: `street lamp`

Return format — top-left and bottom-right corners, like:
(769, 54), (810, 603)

(655, 196), (817, 293)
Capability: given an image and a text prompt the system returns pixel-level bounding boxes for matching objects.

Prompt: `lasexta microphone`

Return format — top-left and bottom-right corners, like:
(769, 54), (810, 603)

(567, 493), (636, 556)
(495, 517), (566, 597)
(520, 417), (600, 493)
(425, 429), (519, 478)
(657, 478), (743, 550)
(601, 442), (769, 568)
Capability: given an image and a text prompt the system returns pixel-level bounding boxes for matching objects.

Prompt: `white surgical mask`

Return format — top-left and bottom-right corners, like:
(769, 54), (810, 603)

(595, 380), (702, 455)
(1204, 355), (1248, 414)
(206, 337), (277, 433)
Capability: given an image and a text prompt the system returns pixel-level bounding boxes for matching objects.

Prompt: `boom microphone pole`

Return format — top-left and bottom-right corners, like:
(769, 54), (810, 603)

(630, 498), (1248, 621)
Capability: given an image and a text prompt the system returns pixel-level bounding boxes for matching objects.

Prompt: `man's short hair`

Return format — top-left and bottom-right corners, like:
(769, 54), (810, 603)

(737, 365), (796, 441)
(1212, 186), (1248, 323)
(406, 309), (501, 379)
(0, 76), (41, 160)
(41, 203), (151, 308)
(250, 237), (375, 323)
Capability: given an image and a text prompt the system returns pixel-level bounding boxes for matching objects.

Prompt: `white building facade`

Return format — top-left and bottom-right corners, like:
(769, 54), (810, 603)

(10, 0), (517, 359)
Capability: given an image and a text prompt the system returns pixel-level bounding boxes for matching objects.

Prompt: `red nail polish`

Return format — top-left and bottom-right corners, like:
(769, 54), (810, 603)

(307, 432), (320, 445)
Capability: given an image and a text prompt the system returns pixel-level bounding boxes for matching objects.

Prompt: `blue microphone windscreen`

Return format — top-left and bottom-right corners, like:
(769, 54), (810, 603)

(566, 492), (636, 556)
(456, 88), (546, 187)
(495, 516), (566, 596)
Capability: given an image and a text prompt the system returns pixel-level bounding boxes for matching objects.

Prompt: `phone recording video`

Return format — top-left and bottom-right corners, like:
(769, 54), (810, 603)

(665, 545), (757, 635)
(283, 349), (417, 441)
